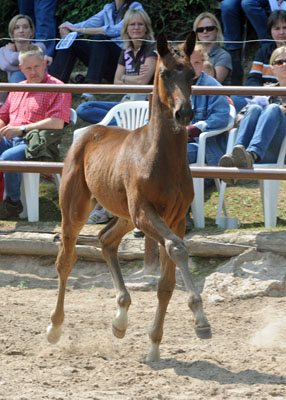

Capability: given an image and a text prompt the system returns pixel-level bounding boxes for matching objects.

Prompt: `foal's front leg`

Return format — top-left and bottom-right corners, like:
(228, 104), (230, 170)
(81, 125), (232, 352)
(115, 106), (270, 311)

(99, 217), (134, 338)
(136, 210), (211, 361)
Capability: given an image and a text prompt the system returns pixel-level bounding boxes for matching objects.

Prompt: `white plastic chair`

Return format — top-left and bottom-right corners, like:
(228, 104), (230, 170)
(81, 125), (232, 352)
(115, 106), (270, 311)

(73, 101), (149, 141)
(216, 128), (286, 228)
(189, 104), (236, 228)
(20, 108), (77, 222)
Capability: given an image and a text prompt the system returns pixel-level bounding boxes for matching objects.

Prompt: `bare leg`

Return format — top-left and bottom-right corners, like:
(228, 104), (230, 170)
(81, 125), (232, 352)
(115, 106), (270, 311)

(99, 217), (134, 338)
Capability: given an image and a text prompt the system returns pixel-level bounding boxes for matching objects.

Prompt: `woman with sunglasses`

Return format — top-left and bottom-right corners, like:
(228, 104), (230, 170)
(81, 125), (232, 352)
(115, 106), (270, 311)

(219, 45), (286, 174)
(193, 12), (232, 85)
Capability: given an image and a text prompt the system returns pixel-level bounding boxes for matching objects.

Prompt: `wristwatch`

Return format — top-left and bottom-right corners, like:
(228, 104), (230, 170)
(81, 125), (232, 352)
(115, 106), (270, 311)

(20, 125), (26, 135)
(122, 74), (126, 84)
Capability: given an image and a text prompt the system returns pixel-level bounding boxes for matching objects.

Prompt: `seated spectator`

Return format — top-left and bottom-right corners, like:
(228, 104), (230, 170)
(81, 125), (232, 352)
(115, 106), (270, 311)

(219, 46), (286, 180)
(77, 8), (156, 126)
(17, 0), (58, 57)
(232, 9), (286, 111)
(0, 45), (71, 220)
(49, 0), (143, 87)
(0, 14), (50, 105)
(187, 44), (230, 167)
(193, 12), (232, 85)
(221, 0), (271, 85)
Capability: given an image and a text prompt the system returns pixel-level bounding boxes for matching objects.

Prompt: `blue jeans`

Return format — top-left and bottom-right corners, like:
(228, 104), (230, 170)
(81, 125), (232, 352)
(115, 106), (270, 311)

(17, 0), (58, 56)
(0, 137), (27, 201)
(235, 103), (286, 163)
(77, 101), (119, 124)
(187, 131), (228, 166)
(221, 0), (270, 50)
(231, 95), (248, 113)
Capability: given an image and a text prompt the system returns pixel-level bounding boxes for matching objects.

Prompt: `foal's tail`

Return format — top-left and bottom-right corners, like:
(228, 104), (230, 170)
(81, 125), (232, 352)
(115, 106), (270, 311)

(59, 130), (92, 227)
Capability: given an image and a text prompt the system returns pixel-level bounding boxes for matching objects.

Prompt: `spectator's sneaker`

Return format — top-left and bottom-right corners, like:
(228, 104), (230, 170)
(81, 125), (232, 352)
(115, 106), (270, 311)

(218, 153), (236, 185)
(80, 93), (96, 102)
(0, 197), (23, 220)
(87, 208), (113, 224)
(71, 73), (85, 84)
(232, 144), (254, 169)
(133, 228), (145, 238)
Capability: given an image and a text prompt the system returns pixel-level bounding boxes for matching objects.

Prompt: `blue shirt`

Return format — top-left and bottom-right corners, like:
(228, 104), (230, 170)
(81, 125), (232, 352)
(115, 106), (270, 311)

(70, 1), (143, 48)
(191, 71), (230, 131)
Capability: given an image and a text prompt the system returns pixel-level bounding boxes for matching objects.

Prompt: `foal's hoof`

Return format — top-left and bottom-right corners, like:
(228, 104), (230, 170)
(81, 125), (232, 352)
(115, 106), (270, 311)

(112, 323), (126, 339)
(195, 326), (212, 339)
(46, 324), (62, 344)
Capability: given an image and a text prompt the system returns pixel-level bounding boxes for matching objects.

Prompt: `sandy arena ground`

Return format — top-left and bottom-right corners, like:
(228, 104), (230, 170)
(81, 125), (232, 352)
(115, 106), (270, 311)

(0, 255), (286, 400)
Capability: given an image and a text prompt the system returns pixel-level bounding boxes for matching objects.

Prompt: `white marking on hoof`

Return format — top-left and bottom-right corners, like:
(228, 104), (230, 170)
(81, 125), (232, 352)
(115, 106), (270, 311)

(112, 306), (128, 338)
(112, 323), (126, 339)
(145, 343), (160, 362)
(46, 324), (62, 344)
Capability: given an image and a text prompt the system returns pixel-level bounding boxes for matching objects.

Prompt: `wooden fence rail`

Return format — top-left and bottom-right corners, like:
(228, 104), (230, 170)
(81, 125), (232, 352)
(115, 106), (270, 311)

(2, 83), (286, 96)
(0, 161), (286, 181)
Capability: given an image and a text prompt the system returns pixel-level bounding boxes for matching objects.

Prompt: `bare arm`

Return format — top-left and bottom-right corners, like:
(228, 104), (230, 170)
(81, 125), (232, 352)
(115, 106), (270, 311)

(215, 65), (230, 84)
(114, 57), (157, 85)
(0, 117), (64, 140)
(59, 23), (104, 37)
(0, 119), (6, 130)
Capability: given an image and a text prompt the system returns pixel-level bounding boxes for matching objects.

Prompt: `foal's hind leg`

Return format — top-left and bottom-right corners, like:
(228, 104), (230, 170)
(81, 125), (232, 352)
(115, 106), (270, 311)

(98, 217), (134, 339)
(47, 173), (91, 344)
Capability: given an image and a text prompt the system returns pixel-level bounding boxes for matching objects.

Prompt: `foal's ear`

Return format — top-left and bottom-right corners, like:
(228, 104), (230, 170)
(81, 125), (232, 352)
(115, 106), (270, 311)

(184, 31), (196, 58)
(156, 32), (170, 59)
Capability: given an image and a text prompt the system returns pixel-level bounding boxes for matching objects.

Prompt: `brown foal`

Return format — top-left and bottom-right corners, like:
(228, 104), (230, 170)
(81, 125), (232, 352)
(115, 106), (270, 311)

(47, 31), (211, 362)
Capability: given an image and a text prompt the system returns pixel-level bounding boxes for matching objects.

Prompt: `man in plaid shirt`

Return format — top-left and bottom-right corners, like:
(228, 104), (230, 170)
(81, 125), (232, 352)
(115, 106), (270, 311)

(0, 45), (71, 220)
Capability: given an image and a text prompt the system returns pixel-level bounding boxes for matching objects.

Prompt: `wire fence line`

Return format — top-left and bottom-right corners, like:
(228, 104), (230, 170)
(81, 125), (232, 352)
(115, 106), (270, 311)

(0, 36), (282, 45)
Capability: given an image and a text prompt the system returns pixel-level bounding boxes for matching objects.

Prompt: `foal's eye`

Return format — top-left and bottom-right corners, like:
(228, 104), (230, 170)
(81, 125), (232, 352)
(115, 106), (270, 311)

(177, 64), (184, 72)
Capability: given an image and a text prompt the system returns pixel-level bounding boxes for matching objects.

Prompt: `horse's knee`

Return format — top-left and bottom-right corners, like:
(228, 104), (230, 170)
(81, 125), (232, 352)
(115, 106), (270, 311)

(165, 238), (188, 261)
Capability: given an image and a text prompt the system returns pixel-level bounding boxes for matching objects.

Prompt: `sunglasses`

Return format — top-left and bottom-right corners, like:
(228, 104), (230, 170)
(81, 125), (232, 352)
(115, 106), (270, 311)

(196, 25), (216, 33)
(273, 59), (286, 66)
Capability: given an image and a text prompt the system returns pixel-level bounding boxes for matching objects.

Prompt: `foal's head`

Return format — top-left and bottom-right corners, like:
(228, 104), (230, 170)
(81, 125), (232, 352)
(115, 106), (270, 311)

(156, 31), (196, 128)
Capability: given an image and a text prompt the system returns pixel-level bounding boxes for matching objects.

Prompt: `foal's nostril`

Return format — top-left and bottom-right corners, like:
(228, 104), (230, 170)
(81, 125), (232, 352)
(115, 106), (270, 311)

(175, 104), (193, 125)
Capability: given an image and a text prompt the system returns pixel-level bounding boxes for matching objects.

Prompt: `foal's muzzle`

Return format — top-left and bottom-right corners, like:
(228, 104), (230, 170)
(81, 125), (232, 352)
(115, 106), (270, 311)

(174, 103), (193, 126)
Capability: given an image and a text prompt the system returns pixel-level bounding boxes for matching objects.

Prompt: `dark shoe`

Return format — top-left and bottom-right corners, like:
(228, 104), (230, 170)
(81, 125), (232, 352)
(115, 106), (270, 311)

(133, 228), (145, 238)
(71, 73), (85, 84)
(185, 212), (192, 234)
(232, 145), (253, 169)
(218, 154), (236, 185)
(0, 197), (23, 220)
